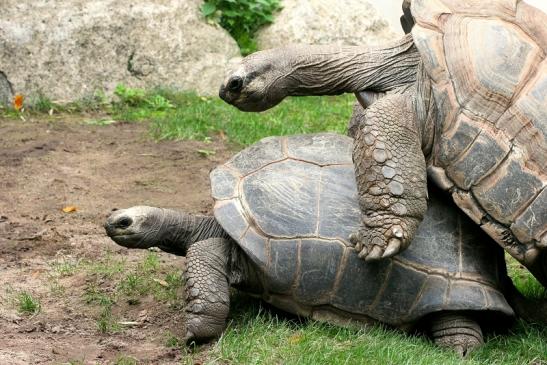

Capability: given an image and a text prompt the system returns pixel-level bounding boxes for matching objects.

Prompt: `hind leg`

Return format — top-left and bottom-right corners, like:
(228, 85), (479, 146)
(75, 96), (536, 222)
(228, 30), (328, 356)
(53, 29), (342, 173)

(183, 237), (231, 342)
(428, 312), (483, 357)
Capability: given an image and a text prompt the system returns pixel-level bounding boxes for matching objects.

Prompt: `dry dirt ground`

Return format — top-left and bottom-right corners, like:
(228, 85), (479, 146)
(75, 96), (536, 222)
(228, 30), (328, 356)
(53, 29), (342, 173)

(0, 115), (233, 364)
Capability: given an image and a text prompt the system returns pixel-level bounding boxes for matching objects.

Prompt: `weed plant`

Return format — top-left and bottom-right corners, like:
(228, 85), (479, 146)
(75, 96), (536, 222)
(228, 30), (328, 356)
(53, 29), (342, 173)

(17, 291), (41, 315)
(201, 0), (281, 55)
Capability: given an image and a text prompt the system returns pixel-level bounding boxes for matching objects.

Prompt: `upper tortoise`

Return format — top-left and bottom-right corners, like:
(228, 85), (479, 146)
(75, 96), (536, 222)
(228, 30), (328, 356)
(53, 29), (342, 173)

(219, 0), (547, 286)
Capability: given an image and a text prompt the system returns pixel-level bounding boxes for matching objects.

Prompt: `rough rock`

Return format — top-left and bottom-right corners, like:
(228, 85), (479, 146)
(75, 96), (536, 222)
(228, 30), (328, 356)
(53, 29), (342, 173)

(0, 0), (240, 103)
(256, 0), (399, 49)
(0, 72), (13, 106)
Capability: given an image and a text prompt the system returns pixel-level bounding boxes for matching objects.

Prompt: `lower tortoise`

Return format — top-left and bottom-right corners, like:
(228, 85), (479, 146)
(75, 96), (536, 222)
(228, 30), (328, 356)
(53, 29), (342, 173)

(105, 133), (514, 355)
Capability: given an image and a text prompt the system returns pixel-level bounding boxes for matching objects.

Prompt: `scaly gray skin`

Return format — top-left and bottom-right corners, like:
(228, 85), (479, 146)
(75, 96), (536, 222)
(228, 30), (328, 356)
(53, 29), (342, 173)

(219, 35), (426, 262)
(219, 35), (419, 112)
(104, 205), (487, 355)
(104, 206), (261, 341)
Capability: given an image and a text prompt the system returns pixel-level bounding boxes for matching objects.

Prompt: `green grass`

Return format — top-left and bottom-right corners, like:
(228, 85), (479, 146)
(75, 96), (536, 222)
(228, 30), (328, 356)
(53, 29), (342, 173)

(79, 250), (185, 334)
(17, 291), (41, 315)
(103, 86), (354, 146)
(199, 295), (546, 365)
(0, 86), (353, 147)
(506, 254), (547, 300)
(147, 90), (353, 146)
(113, 355), (138, 365)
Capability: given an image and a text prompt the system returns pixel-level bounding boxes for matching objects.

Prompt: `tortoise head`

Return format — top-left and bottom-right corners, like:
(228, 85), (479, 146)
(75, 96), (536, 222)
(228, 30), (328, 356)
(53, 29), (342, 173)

(219, 48), (293, 112)
(104, 206), (162, 249)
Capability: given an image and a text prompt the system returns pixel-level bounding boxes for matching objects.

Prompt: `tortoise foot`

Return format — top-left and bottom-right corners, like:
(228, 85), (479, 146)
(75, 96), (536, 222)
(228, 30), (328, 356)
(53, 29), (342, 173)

(429, 312), (483, 357)
(349, 219), (410, 261)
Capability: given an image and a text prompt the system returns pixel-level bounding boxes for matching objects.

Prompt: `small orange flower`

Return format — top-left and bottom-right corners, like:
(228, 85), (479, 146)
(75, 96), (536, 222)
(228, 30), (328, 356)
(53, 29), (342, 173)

(13, 94), (24, 111)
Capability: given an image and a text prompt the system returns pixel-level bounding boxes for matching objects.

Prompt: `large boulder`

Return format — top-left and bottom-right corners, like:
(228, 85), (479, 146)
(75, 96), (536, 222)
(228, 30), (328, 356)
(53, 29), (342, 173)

(0, 0), (240, 103)
(256, 0), (399, 50)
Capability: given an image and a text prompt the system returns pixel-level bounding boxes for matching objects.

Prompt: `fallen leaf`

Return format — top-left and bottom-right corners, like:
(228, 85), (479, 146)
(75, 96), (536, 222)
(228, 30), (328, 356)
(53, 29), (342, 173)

(197, 149), (215, 157)
(13, 94), (24, 111)
(118, 321), (140, 326)
(62, 206), (77, 213)
(288, 332), (303, 344)
(153, 278), (169, 287)
(85, 119), (118, 126)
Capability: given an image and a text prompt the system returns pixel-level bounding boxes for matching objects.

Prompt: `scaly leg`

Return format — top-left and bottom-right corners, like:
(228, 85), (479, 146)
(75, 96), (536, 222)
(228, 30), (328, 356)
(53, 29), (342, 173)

(429, 312), (484, 357)
(351, 93), (427, 261)
(183, 237), (231, 342)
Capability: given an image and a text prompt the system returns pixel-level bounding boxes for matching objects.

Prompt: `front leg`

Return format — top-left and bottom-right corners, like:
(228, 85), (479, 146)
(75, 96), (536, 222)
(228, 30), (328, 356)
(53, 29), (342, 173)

(351, 93), (427, 261)
(184, 237), (231, 342)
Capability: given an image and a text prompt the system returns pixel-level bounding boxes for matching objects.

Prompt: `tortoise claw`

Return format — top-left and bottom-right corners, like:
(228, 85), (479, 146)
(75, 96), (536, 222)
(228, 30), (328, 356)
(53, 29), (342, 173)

(365, 245), (383, 261)
(357, 245), (370, 259)
(382, 238), (402, 258)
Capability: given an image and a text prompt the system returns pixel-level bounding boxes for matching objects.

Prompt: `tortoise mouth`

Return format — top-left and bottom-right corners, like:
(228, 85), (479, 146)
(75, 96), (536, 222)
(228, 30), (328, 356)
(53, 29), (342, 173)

(107, 233), (153, 249)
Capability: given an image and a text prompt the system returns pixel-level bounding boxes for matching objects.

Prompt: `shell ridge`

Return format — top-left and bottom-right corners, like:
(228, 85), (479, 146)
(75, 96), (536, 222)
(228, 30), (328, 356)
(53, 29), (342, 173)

(328, 246), (351, 303)
(367, 260), (394, 312)
(402, 274), (429, 321)
(314, 168), (324, 236)
(393, 256), (498, 286)
(290, 239), (303, 294)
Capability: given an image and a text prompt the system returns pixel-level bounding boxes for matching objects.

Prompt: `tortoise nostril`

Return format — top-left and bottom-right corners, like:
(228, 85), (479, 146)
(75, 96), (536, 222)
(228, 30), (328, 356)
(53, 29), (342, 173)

(116, 217), (132, 229)
(227, 77), (243, 92)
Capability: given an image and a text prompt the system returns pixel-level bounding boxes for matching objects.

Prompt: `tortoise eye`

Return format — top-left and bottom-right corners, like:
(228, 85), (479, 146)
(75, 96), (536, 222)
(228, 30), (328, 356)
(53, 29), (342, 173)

(228, 77), (243, 92)
(116, 217), (132, 229)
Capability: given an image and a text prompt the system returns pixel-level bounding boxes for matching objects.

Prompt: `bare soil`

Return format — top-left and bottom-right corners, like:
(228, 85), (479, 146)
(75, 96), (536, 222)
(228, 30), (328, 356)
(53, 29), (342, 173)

(0, 115), (233, 364)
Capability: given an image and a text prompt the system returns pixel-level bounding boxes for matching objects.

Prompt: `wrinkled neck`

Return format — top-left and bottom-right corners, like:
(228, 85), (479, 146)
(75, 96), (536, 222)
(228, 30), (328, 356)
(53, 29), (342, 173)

(284, 34), (419, 96)
(153, 209), (227, 256)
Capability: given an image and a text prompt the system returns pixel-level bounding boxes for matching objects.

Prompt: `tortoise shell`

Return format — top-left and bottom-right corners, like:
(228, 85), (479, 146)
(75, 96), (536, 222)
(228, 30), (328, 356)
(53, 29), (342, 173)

(211, 133), (513, 327)
(410, 0), (546, 272)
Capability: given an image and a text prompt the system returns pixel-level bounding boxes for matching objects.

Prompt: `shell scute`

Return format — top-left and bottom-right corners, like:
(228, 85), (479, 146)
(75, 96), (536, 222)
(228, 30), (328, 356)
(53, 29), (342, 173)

(286, 133), (352, 165)
(511, 187), (547, 244)
(437, 114), (480, 165)
(214, 200), (249, 241)
(439, 0), (516, 19)
(445, 128), (511, 190)
(444, 16), (541, 121)
(241, 159), (321, 238)
(227, 135), (285, 175)
(295, 239), (344, 305)
(412, 25), (448, 84)
(411, 0), (452, 29)
(430, 84), (459, 135)
(332, 250), (392, 314)
(210, 167), (240, 200)
(406, 275), (447, 319)
(268, 239), (299, 293)
(446, 282), (487, 310)
(317, 165), (360, 243)
(516, 1), (547, 51)
(473, 148), (544, 226)
(369, 264), (427, 323)
(240, 227), (268, 266)
(496, 59), (547, 169)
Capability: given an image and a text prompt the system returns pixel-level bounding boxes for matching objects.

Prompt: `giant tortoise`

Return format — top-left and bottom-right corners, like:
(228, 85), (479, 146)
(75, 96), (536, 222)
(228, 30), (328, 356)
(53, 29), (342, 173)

(105, 133), (514, 355)
(218, 0), (547, 287)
